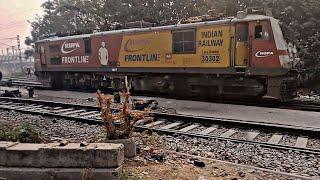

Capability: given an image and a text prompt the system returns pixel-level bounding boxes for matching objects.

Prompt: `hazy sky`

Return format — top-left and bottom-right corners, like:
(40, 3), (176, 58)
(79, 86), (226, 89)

(0, 0), (45, 53)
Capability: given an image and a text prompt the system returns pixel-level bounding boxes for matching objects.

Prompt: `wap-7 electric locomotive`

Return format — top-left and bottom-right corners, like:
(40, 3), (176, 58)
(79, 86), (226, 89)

(34, 14), (302, 101)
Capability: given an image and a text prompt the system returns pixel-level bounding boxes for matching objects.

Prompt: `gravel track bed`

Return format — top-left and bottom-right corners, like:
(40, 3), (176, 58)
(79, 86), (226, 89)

(208, 126), (228, 136)
(0, 110), (106, 143)
(153, 121), (172, 129)
(188, 125), (207, 134)
(279, 134), (297, 146)
(230, 130), (247, 140)
(174, 124), (190, 130)
(254, 132), (273, 142)
(307, 139), (320, 149)
(35, 95), (97, 106)
(158, 135), (320, 178)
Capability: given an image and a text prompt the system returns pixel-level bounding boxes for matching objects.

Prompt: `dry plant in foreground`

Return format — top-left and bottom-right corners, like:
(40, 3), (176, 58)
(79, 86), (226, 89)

(96, 91), (148, 140)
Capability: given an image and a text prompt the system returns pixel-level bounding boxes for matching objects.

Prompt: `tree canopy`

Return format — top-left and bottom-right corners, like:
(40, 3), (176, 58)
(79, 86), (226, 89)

(27, 0), (320, 82)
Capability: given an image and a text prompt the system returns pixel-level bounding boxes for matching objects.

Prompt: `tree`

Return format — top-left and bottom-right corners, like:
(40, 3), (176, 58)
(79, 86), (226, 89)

(24, 49), (34, 60)
(28, 0), (320, 83)
(24, 37), (33, 46)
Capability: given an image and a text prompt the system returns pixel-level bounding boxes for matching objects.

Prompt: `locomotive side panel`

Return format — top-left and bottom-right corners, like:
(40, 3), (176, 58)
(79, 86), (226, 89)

(90, 35), (123, 67)
(42, 35), (123, 69)
(195, 25), (232, 68)
(118, 25), (232, 68)
(37, 24), (234, 71)
(47, 38), (90, 68)
(118, 30), (173, 67)
(249, 20), (280, 68)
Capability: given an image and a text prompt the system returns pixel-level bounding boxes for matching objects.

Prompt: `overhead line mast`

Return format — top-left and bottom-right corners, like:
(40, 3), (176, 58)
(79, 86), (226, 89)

(17, 35), (23, 72)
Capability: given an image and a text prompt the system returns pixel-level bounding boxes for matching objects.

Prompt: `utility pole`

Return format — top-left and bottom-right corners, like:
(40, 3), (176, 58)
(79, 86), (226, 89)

(11, 46), (15, 55)
(17, 35), (23, 72)
(6, 48), (9, 55)
(74, 12), (77, 30)
(1, 49), (3, 55)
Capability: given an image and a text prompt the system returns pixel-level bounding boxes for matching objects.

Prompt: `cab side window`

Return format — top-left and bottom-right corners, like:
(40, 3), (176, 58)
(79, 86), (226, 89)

(172, 29), (196, 53)
(237, 25), (248, 42)
(49, 44), (60, 53)
(254, 25), (270, 40)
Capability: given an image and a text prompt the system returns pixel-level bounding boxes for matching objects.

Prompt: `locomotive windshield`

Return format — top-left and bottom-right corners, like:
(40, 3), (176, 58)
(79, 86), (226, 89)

(270, 19), (286, 50)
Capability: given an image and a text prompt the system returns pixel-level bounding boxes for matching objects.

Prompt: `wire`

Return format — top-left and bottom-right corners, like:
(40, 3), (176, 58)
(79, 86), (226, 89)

(0, 24), (28, 32)
(0, 37), (16, 40)
(0, 42), (15, 47)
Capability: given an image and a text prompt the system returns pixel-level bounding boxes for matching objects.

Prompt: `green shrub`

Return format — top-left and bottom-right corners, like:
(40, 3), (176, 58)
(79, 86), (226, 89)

(0, 123), (44, 143)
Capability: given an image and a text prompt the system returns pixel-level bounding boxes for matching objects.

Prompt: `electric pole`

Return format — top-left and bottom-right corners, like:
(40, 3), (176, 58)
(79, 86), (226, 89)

(11, 46), (15, 55)
(17, 35), (23, 72)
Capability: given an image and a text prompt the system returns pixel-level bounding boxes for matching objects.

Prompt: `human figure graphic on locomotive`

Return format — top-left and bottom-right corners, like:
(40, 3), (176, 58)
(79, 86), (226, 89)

(99, 42), (109, 66)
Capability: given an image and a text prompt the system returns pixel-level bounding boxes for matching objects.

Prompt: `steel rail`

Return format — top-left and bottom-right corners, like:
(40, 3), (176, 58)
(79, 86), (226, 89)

(135, 125), (320, 155)
(150, 112), (320, 137)
(1, 97), (320, 135)
(2, 75), (320, 112)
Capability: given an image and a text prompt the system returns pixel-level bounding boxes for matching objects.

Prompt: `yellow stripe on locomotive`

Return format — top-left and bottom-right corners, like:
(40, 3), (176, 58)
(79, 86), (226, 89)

(118, 25), (232, 68)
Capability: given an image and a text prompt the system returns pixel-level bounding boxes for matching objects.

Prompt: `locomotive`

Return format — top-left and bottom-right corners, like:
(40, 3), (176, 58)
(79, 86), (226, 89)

(34, 12), (302, 101)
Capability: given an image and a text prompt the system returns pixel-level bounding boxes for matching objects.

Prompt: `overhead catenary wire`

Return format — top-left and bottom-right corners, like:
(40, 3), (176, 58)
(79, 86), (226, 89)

(0, 41), (14, 47)
(0, 24), (28, 32)
(0, 37), (16, 40)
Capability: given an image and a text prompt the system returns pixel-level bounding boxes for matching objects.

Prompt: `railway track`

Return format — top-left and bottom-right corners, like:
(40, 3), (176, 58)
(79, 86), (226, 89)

(0, 97), (102, 125)
(136, 113), (320, 155)
(285, 100), (320, 112)
(0, 97), (320, 156)
(2, 75), (320, 112)
(206, 98), (320, 112)
(0, 76), (50, 88)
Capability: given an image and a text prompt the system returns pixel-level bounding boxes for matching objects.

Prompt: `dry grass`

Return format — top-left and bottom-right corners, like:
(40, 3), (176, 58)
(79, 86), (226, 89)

(81, 168), (93, 180)
(96, 91), (148, 140)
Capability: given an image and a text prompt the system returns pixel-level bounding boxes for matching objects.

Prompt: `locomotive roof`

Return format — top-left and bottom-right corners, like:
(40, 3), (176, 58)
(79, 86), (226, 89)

(36, 15), (274, 43)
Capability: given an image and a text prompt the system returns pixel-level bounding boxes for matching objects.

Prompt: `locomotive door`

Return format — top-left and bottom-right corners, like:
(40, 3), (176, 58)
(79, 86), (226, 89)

(39, 45), (47, 66)
(235, 23), (249, 67)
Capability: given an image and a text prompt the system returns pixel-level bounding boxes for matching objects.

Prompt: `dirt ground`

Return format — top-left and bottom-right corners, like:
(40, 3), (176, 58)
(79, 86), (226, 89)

(122, 154), (299, 180)
(119, 133), (303, 180)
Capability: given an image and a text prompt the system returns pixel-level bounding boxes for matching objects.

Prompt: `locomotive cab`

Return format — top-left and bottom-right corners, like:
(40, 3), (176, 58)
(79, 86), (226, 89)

(234, 15), (299, 71)
(34, 42), (47, 73)
(232, 15), (300, 101)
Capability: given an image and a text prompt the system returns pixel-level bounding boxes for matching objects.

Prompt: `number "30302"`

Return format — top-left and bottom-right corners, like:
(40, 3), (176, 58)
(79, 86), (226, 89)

(201, 55), (220, 63)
